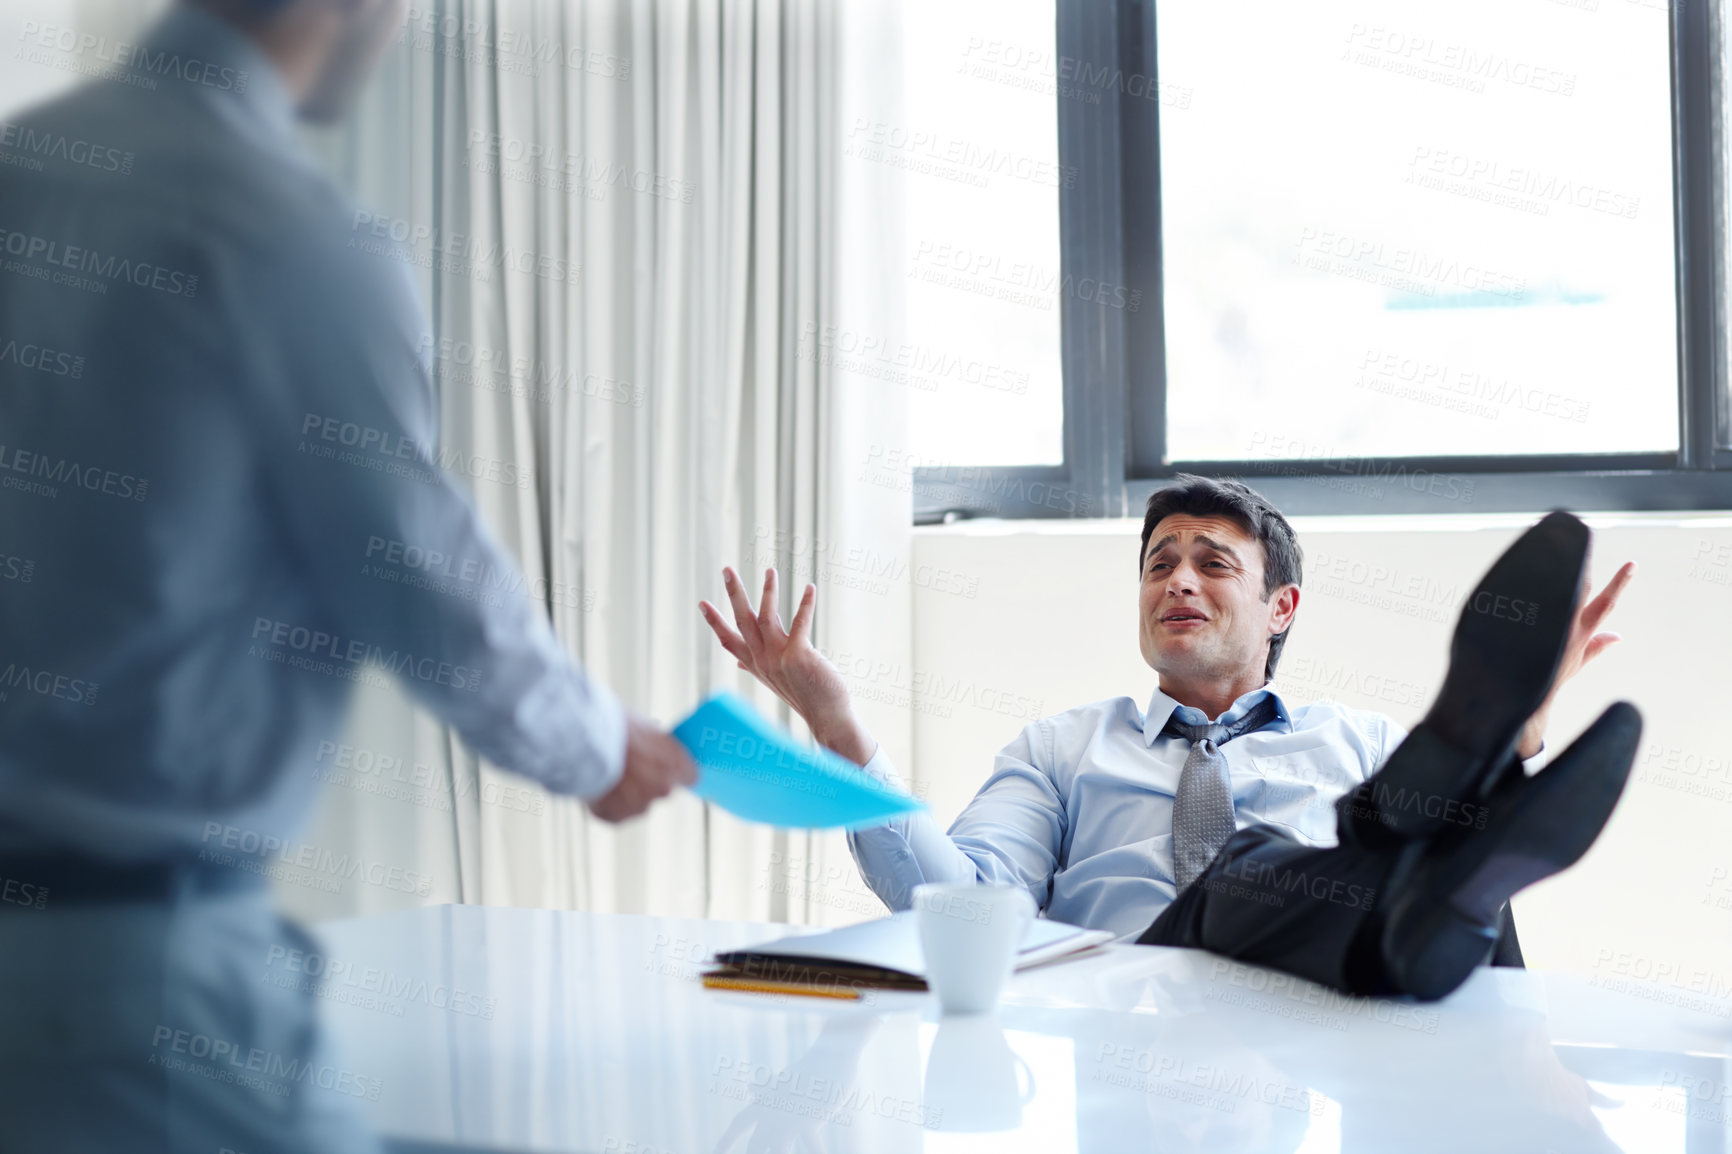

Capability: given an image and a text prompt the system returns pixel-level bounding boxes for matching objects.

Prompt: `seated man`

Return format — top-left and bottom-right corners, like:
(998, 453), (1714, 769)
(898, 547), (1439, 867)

(700, 475), (1639, 1000)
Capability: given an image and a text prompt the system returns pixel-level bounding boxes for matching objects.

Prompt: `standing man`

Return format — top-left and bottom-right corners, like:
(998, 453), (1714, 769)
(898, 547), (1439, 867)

(0, 1), (691, 1149)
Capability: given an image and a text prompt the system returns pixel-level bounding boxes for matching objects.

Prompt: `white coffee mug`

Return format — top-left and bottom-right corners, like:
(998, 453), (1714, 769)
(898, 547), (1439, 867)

(912, 882), (1036, 1015)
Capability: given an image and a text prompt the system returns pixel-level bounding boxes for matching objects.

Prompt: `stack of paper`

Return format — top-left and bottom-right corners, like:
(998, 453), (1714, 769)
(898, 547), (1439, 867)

(703, 911), (1115, 992)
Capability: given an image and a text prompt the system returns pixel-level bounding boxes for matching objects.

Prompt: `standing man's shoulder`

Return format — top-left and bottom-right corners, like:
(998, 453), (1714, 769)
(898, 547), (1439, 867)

(4, 73), (413, 338)
(12, 80), (323, 238)
(9, 70), (436, 437)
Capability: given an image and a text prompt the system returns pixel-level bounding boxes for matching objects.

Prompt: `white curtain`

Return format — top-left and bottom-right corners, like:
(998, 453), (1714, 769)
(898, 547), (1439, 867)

(283, 0), (912, 926)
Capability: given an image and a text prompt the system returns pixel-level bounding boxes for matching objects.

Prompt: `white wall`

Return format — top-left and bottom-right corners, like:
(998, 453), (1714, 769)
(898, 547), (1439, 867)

(908, 512), (1732, 982)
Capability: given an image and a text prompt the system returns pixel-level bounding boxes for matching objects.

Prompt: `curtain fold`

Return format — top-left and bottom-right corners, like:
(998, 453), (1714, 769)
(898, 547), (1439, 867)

(285, 0), (912, 926)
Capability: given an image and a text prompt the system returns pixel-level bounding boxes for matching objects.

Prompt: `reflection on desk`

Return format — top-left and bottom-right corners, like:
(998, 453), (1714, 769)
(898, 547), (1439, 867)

(312, 905), (1732, 1154)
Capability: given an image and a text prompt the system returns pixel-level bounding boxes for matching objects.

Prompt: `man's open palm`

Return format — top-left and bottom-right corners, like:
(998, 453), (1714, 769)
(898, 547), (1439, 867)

(1518, 559), (1635, 758)
(1554, 561), (1635, 690)
(698, 567), (853, 744)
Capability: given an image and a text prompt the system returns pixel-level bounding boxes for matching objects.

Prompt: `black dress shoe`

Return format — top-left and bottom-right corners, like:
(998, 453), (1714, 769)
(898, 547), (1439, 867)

(1337, 510), (1590, 848)
(1379, 701), (1642, 1001)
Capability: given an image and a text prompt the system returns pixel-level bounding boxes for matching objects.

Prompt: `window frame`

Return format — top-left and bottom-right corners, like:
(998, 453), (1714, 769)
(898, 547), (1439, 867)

(914, 0), (1732, 522)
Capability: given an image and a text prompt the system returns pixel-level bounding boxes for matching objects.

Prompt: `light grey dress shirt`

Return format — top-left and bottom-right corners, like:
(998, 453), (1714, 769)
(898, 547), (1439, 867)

(848, 683), (1541, 940)
(0, 6), (624, 864)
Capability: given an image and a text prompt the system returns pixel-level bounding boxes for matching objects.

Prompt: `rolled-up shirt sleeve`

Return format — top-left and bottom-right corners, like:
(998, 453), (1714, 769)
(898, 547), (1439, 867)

(246, 238), (626, 799)
(847, 721), (1068, 913)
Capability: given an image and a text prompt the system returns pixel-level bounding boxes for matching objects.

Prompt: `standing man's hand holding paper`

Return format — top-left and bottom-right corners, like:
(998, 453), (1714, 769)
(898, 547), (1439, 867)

(589, 717), (700, 822)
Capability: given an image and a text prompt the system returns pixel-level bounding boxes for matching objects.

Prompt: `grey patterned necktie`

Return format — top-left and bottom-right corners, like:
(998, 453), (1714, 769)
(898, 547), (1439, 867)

(1163, 696), (1280, 892)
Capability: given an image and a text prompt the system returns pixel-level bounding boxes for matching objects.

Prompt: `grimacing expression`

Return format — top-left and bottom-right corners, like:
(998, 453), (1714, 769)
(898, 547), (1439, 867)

(1137, 514), (1298, 682)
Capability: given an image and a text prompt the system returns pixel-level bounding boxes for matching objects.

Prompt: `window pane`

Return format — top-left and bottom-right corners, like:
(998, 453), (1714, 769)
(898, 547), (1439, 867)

(1157, 0), (1678, 461)
(902, 0), (1064, 467)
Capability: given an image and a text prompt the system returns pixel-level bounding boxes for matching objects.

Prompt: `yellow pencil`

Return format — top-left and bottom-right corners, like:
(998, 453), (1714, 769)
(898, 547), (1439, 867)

(700, 974), (863, 1000)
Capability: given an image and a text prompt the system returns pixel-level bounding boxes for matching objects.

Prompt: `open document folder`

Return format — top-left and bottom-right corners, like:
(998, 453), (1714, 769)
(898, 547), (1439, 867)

(673, 693), (927, 830)
(704, 911), (1115, 992)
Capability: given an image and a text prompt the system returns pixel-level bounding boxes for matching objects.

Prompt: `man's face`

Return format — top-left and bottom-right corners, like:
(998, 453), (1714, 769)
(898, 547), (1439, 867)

(1137, 514), (1297, 683)
(298, 0), (407, 124)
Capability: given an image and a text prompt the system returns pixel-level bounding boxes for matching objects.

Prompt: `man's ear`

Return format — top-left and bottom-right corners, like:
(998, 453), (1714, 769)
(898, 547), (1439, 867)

(1269, 584), (1300, 636)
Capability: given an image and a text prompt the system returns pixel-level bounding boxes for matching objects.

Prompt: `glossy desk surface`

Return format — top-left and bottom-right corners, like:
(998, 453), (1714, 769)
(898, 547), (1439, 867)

(315, 905), (1732, 1154)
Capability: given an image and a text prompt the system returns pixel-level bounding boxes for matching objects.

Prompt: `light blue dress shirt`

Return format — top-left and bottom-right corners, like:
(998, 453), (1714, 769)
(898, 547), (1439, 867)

(0, 6), (624, 864)
(848, 683), (1538, 941)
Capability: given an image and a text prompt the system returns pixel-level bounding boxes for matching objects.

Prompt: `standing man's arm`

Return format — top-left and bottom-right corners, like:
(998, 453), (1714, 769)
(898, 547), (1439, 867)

(250, 244), (691, 821)
(699, 568), (1065, 909)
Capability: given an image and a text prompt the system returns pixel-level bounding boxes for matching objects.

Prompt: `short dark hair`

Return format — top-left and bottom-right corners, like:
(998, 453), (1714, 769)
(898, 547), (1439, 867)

(1139, 474), (1303, 682)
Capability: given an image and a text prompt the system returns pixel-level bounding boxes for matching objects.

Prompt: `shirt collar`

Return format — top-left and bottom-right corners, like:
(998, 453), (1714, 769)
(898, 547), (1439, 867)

(141, 4), (297, 147)
(1142, 682), (1293, 746)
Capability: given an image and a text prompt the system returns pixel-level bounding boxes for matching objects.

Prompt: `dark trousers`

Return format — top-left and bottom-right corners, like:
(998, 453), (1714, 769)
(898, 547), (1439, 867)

(1137, 825), (1522, 996)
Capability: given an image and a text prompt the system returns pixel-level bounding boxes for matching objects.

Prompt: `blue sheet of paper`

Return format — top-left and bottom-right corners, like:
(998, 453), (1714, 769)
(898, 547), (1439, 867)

(673, 693), (926, 830)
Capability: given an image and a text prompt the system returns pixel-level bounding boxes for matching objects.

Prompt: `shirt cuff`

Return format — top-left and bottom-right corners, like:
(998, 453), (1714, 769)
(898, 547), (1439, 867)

(508, 669), (628, 800)
(1520, 740), (1548, 775)
(585, 682), (629, 797)
(854, 746), (919, 827)
(573, 680), (629, 799)
(857, 745), (899, 786)
(845, 746), (924, 910)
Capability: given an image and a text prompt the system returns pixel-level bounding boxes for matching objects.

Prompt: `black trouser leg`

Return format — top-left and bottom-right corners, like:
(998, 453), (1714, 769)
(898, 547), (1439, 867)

(1135, 856), (1211, 946)
(1138, 824), (1525, 995)
(1138, 825), (1397, 995)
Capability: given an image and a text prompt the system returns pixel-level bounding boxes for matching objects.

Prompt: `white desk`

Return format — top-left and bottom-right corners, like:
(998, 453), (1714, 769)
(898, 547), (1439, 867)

(313, 905), (1732, 1154)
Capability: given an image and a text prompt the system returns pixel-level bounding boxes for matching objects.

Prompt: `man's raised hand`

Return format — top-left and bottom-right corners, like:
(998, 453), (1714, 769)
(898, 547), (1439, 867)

(697, 567), (877, 766)
(1516, 560), (1636, 759)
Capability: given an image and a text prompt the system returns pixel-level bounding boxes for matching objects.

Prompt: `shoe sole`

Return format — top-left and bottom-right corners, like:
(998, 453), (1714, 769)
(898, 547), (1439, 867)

(1337, 511), (1590, 846)
(1380, 701), (1642, 1001)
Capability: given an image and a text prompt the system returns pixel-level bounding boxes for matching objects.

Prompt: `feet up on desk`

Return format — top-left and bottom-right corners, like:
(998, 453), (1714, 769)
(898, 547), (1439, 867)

(1337, 510), (1591, 848)
(1380, 701), (1642, 1001)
